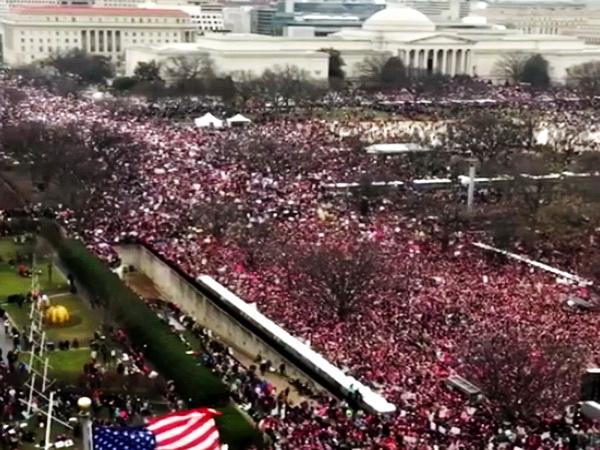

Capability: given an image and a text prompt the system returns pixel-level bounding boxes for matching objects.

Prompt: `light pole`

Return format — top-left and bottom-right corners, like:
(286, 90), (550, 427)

(78, 397), (93, 450)
(466, 157), (478, 214)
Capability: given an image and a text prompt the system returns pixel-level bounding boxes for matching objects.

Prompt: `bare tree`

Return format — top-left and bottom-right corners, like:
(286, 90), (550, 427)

(191, 196), (246, 240)
(257, 65), (315, 108)
(566, 60), (600, 97)
(166, 54), (215, 80)
(0, 121), (84, 192)
(492, 52), (530, 83)
(47, 49), (114, 85)
(230, 220), (273, 269)
(356, 52), (392, 85)
(443, 110), (531, 164)
(165, 55), (216, 94)
(298, 242), (381, 319)
(231, 70), (261, 107)
(461, 324), (587, 421)
(0, 121), (141, 215)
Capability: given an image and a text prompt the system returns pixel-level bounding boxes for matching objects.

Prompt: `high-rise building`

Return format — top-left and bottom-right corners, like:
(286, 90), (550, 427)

(409, 0), (470, 21)
(257, 0), (383, 36)
(250, 6), (275, 34)
(251, 0), (470, 37)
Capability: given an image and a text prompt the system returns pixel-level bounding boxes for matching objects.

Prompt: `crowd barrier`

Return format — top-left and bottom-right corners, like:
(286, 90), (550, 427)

(472, 242), (592, 285)
(324, 172), (599, 193)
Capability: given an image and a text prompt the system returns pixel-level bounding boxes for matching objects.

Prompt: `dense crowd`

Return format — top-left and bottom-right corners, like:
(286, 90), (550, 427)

(1, 76), (600, 449)
(0, 320), (177, 450)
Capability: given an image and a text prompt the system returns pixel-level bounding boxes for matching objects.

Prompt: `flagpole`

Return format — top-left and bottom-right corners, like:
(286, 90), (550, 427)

(78, 397), (93, 450)
(26, 373), (36, 415)
(44, 391), (54, 450)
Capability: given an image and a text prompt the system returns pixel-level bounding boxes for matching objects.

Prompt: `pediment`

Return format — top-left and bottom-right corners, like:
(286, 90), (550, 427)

(407, 34), (474, 45)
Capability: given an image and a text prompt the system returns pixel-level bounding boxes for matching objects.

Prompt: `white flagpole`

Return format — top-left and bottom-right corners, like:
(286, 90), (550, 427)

(26, 373), (36, 415)
(44, 391), (54, 450)
(28, 349), (35, 376)
(40, 332), (46, 358)
(42, 357), (49, 393)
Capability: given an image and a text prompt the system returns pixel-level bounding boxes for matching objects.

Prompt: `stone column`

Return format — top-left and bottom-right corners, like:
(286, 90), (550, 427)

(441, 49), (446, 74)
(455, 49), (462, 75)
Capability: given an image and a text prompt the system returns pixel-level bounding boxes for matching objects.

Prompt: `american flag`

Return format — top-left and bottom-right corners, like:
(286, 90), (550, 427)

(93, 408), (221, 450)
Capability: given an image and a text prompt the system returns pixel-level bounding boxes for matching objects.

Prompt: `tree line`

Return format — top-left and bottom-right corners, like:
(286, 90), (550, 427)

(12, 48), (600, 104)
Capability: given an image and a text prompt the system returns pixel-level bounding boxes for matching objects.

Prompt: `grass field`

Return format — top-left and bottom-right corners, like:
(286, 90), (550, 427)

(45, 348), (90, 385)
(43, 294), (100, 345)
(0, 238), (67, 299)
(3, 293), (100, 346)
(21, 348), (90, 387)
(0, 238), (98, 346)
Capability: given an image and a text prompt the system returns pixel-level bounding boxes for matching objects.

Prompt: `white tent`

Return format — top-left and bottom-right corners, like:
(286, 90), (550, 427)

(226, 113), (252, 126)
(194, 113), (223, 128)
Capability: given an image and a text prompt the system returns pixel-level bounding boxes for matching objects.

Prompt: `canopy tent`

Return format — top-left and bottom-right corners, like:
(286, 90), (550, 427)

(226, 113), (252, 126)
(194, 113), (223, 128)
(365, 143), (432, 155)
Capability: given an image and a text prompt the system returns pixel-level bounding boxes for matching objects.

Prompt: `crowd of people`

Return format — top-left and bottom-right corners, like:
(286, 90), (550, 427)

(1, 75), (600, 448)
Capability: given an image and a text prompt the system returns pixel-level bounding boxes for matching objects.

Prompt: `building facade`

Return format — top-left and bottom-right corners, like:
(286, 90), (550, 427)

(250, 6), (275, 35)
(139, 2), (225, 32)
(118, 0), (600, 83)
(409, 0), (470, 22)
(2, 6), (196, 66)
(480, 3), (600, 45)
(223, 5), (252, 33)
(248, 0), (469, 37)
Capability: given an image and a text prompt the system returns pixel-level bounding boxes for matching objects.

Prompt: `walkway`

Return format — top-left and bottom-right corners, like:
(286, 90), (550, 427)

(124, 272), (306, 404)
(0, 315), (14, 357)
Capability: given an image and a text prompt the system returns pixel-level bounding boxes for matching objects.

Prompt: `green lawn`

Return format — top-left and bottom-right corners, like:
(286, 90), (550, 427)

(0, 238), (67, 299)
(43, 294), (100, 344)
(20, 348), (89, 388)
(45, 348), (90, 385)
(4, 293), (100, 345)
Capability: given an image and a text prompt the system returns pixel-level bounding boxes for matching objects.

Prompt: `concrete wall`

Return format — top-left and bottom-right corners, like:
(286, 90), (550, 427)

(124, 47), (329, 79)
(117, 244), (322, 394)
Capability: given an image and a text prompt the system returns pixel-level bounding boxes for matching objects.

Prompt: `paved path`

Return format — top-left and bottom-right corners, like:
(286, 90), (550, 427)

(0, 316), (14, 358)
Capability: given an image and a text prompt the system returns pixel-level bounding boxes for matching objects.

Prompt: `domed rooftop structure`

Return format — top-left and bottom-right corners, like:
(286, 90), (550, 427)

(362, 0), (435, 33)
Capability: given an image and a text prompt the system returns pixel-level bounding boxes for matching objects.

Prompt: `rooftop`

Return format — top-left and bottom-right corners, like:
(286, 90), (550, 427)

(9, 6), (189, 17)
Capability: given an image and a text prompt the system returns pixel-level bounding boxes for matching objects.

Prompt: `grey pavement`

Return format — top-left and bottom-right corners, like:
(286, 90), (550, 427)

(0, 316), (13, 358)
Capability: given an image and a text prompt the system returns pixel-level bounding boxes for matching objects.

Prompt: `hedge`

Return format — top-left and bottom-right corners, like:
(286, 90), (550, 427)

(41, 222), (265, 449)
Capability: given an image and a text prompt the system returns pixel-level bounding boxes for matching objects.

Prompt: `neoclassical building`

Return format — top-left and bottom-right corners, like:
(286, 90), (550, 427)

(1, 6), (196, 66)
(124, 0), (600, 82)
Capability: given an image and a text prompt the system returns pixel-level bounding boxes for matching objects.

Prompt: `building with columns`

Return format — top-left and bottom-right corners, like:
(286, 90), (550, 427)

(1, 6), (196, 66)
(123, 0), (600, 82)
(481, 3), (600, 45)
